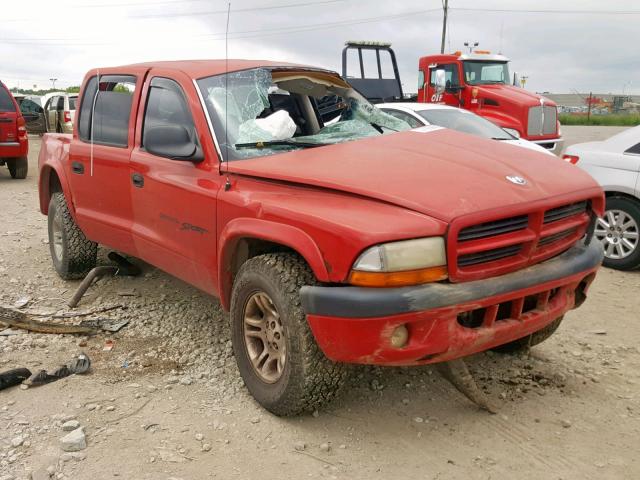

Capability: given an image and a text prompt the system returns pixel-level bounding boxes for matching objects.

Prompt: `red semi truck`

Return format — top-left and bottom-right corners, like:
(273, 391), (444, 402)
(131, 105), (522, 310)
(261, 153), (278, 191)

(39, 59), (602, 415)
(342, 42), (564, 154)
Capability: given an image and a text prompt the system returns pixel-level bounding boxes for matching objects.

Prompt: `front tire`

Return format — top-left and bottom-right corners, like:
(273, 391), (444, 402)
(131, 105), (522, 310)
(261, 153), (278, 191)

(7, 156), (28, 179)
(595, 196), (640, 270)
(230, 253), (347, 416)
(48, 192), (97, 279)
(492, 316), (563, 354)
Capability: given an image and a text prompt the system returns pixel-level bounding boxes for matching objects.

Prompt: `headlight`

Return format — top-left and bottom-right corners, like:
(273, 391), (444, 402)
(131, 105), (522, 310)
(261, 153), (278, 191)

(502, 128), (520, 139)
(349, 237), (447, 287)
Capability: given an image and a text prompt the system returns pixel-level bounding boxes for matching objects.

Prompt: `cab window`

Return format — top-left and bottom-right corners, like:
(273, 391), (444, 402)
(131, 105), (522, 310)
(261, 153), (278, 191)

(78, 75), (136, 147)
(142, 77), (197, 155)
(430, 64), (460, 88)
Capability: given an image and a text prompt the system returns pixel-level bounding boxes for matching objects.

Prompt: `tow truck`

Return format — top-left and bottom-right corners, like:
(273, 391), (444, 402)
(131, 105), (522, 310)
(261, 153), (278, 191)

(341, 41), (564, 154)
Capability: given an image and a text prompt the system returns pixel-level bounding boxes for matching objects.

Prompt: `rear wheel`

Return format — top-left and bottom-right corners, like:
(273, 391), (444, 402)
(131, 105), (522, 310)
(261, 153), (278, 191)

(594, 196), (640, 270)
(7, 156), (28, 179)
(230, 253), (347, 416)
(47, 192), (97, 279)
(492, 316), (563, 354)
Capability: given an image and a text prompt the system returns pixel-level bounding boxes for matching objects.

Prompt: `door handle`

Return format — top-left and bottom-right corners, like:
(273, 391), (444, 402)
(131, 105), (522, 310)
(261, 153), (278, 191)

(131, 172), (144, 188)
(71, 162), (84, 174)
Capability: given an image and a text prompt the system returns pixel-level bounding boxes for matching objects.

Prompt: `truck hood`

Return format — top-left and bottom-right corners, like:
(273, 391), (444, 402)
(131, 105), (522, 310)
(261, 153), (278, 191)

(226, 128), (599, 223)
(474, 84), (557, 108)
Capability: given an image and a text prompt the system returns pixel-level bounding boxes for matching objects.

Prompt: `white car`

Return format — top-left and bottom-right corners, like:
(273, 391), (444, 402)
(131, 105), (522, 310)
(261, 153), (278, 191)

(377, 103), (555, 156)
(563, 126), (640, 270)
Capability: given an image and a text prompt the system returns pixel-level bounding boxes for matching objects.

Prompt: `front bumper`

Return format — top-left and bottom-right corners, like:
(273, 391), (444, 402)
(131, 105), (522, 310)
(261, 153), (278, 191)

(301, 241), (602, 365)
(531, 137), (564, 156)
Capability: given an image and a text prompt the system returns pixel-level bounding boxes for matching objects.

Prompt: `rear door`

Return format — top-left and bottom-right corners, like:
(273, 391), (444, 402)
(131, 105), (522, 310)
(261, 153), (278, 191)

(46, 96), (58, 132)
(67, 71), (146, 254)
(129, 70), (221, 293)
(0, 84), (18, 144)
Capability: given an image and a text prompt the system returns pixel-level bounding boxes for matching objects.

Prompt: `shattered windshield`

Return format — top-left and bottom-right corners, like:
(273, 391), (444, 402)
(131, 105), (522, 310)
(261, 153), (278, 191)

(196, 68), (411, 161)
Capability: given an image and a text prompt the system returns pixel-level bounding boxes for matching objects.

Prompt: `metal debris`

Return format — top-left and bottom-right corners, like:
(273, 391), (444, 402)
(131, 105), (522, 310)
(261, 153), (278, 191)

(437, 359), (498, 414)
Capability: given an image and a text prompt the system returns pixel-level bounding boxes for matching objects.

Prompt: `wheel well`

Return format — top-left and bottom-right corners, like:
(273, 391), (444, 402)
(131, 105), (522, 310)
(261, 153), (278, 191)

(231, 238), (298, 279)
(604, 191), (640, 206)
(49, 169), (62, 194)
(222, 238), (312, 311)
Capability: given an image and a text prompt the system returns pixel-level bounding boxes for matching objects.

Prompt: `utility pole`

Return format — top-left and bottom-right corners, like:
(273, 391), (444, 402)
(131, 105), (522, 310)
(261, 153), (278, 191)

(440, 0), (448, 54)
(587, 92), (593, 122)
(49, 78), (58, 89)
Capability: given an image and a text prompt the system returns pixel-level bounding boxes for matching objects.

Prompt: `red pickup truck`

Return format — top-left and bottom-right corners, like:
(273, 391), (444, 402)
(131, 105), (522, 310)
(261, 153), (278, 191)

(38, 60), (604, 415)
(0, 81), (29, 179)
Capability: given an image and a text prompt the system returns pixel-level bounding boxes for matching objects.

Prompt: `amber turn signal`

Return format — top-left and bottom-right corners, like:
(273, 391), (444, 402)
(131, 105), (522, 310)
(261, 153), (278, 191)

(348, 266), (448, 287)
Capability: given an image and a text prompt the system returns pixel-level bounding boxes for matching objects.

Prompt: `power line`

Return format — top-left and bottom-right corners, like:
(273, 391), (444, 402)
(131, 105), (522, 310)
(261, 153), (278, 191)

(0, 9), (440, 46)
(131, 0), (344, 18)
(451, 7), (640, 15)
(3, 0), (346, 23)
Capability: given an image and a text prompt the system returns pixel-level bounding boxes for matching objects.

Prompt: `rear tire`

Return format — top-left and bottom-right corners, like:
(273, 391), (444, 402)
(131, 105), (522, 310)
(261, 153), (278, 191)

(47, 192), (97, 280)
(230, 253), (347, 416)
(492, 316), (563, 354)
(7, 156), (28, 179)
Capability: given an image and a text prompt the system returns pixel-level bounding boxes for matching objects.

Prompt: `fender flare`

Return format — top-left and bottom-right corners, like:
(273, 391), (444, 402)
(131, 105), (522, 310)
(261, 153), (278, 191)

(217, 218), (330, 310)
(38, 161), (76, 220)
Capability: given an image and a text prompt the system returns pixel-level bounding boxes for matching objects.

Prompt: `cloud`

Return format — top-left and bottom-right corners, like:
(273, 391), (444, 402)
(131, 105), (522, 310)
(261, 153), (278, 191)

(0, 0), (637, 95)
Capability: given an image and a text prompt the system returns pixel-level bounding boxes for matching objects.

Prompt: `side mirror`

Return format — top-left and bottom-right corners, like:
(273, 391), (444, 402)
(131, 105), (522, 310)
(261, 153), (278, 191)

(434, 69), (446, 95)
(145, 125), (204, 162)
(513, 71), (520, 87)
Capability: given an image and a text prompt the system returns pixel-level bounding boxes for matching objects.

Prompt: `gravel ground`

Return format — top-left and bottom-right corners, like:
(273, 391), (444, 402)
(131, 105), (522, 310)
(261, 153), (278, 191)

(1, 128), (639, 480)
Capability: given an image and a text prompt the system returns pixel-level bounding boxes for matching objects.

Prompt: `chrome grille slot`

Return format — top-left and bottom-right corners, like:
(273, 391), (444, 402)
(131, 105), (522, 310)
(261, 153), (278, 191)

(458, 244), (522, 267)
(458, 215), (528, 242)
(544, 201), (587, 223)
(527, 106), (543, 136)
(543, 105), (557, 135)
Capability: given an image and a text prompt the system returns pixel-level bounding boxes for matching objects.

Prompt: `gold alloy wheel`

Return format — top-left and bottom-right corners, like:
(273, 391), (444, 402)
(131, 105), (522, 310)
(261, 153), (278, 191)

(243, 292), (286, 384)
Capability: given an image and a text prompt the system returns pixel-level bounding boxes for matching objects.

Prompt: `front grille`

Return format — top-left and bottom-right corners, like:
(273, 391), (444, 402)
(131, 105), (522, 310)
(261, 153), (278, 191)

(544, 201), (587, 223)
(458, 215), (528, 242)
(527, 105), (558, 136)
(458, 244), (522, 267)
(450, 199), (594, 281)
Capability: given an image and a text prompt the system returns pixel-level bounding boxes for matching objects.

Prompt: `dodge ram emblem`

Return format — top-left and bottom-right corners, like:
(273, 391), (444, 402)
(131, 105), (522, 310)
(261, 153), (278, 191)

(506, 175), (527, 185)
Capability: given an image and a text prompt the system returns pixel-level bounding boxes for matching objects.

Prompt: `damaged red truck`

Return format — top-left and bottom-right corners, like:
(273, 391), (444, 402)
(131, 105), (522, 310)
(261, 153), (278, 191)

(38, 60), (604, 415)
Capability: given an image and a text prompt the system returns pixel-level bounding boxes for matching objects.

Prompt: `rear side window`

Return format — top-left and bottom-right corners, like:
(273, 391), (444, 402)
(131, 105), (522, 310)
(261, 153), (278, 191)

(0, 86), (16, 112)
(625, 142), (640, 155)
(69, 97), (77, 110)
(142, 77), (196, 149)
(78, 75), (136, 147)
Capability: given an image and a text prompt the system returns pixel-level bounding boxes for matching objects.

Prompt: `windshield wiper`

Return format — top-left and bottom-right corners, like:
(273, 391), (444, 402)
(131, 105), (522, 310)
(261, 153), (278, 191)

(235, 139), (329, 150)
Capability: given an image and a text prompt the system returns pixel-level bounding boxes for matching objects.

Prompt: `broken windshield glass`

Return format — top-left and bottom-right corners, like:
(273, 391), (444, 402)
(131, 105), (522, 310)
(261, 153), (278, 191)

(196, 67), (411, 161)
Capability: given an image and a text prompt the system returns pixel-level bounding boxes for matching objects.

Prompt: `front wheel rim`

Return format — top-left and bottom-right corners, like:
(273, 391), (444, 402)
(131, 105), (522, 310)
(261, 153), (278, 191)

(595, 209), (639, 260)
(243, 291), (286, 384)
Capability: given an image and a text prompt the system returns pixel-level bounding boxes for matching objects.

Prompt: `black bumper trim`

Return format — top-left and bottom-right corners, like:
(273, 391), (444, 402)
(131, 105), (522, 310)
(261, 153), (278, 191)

(300, 241), (603, 319)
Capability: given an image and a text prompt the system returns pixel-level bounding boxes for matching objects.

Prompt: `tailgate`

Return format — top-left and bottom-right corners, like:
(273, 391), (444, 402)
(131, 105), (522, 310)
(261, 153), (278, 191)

(0, 112), (17, 142)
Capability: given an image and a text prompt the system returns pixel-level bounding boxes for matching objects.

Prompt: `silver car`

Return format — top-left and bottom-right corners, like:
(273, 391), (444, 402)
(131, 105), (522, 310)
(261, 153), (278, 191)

(563, 126), (640, 270)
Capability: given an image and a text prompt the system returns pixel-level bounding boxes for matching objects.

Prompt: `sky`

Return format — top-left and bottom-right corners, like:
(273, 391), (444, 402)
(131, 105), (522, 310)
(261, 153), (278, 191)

(1, 0), (638, 95)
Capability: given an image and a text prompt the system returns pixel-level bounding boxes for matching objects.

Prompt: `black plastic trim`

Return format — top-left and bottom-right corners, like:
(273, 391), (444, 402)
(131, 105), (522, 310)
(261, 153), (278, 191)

(300, 241), (603, 318)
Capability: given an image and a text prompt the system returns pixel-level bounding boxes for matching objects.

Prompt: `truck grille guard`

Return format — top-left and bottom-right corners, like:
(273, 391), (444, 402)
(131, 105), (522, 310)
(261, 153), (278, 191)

(447, 197), (600, 283)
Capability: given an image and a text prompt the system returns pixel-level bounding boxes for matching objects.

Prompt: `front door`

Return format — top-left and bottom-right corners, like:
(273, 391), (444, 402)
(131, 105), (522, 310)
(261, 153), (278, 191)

(67, 73), (143, 254)
(129, 72), (221, 293)
(427, 63), (462, 107)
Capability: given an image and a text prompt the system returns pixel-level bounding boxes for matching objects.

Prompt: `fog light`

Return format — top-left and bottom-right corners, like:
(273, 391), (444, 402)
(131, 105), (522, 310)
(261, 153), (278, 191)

(390, 325), (409, 348)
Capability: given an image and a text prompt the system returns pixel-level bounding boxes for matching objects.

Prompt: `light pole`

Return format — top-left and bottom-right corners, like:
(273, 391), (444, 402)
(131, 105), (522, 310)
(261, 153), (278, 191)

(464, 41), (479, 53)
(623, 81), (632, 95)
(49, 78), (58, 90)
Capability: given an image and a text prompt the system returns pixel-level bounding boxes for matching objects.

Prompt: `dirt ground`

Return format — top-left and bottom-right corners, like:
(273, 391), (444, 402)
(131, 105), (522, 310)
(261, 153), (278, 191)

(1, 127), (638, 480)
